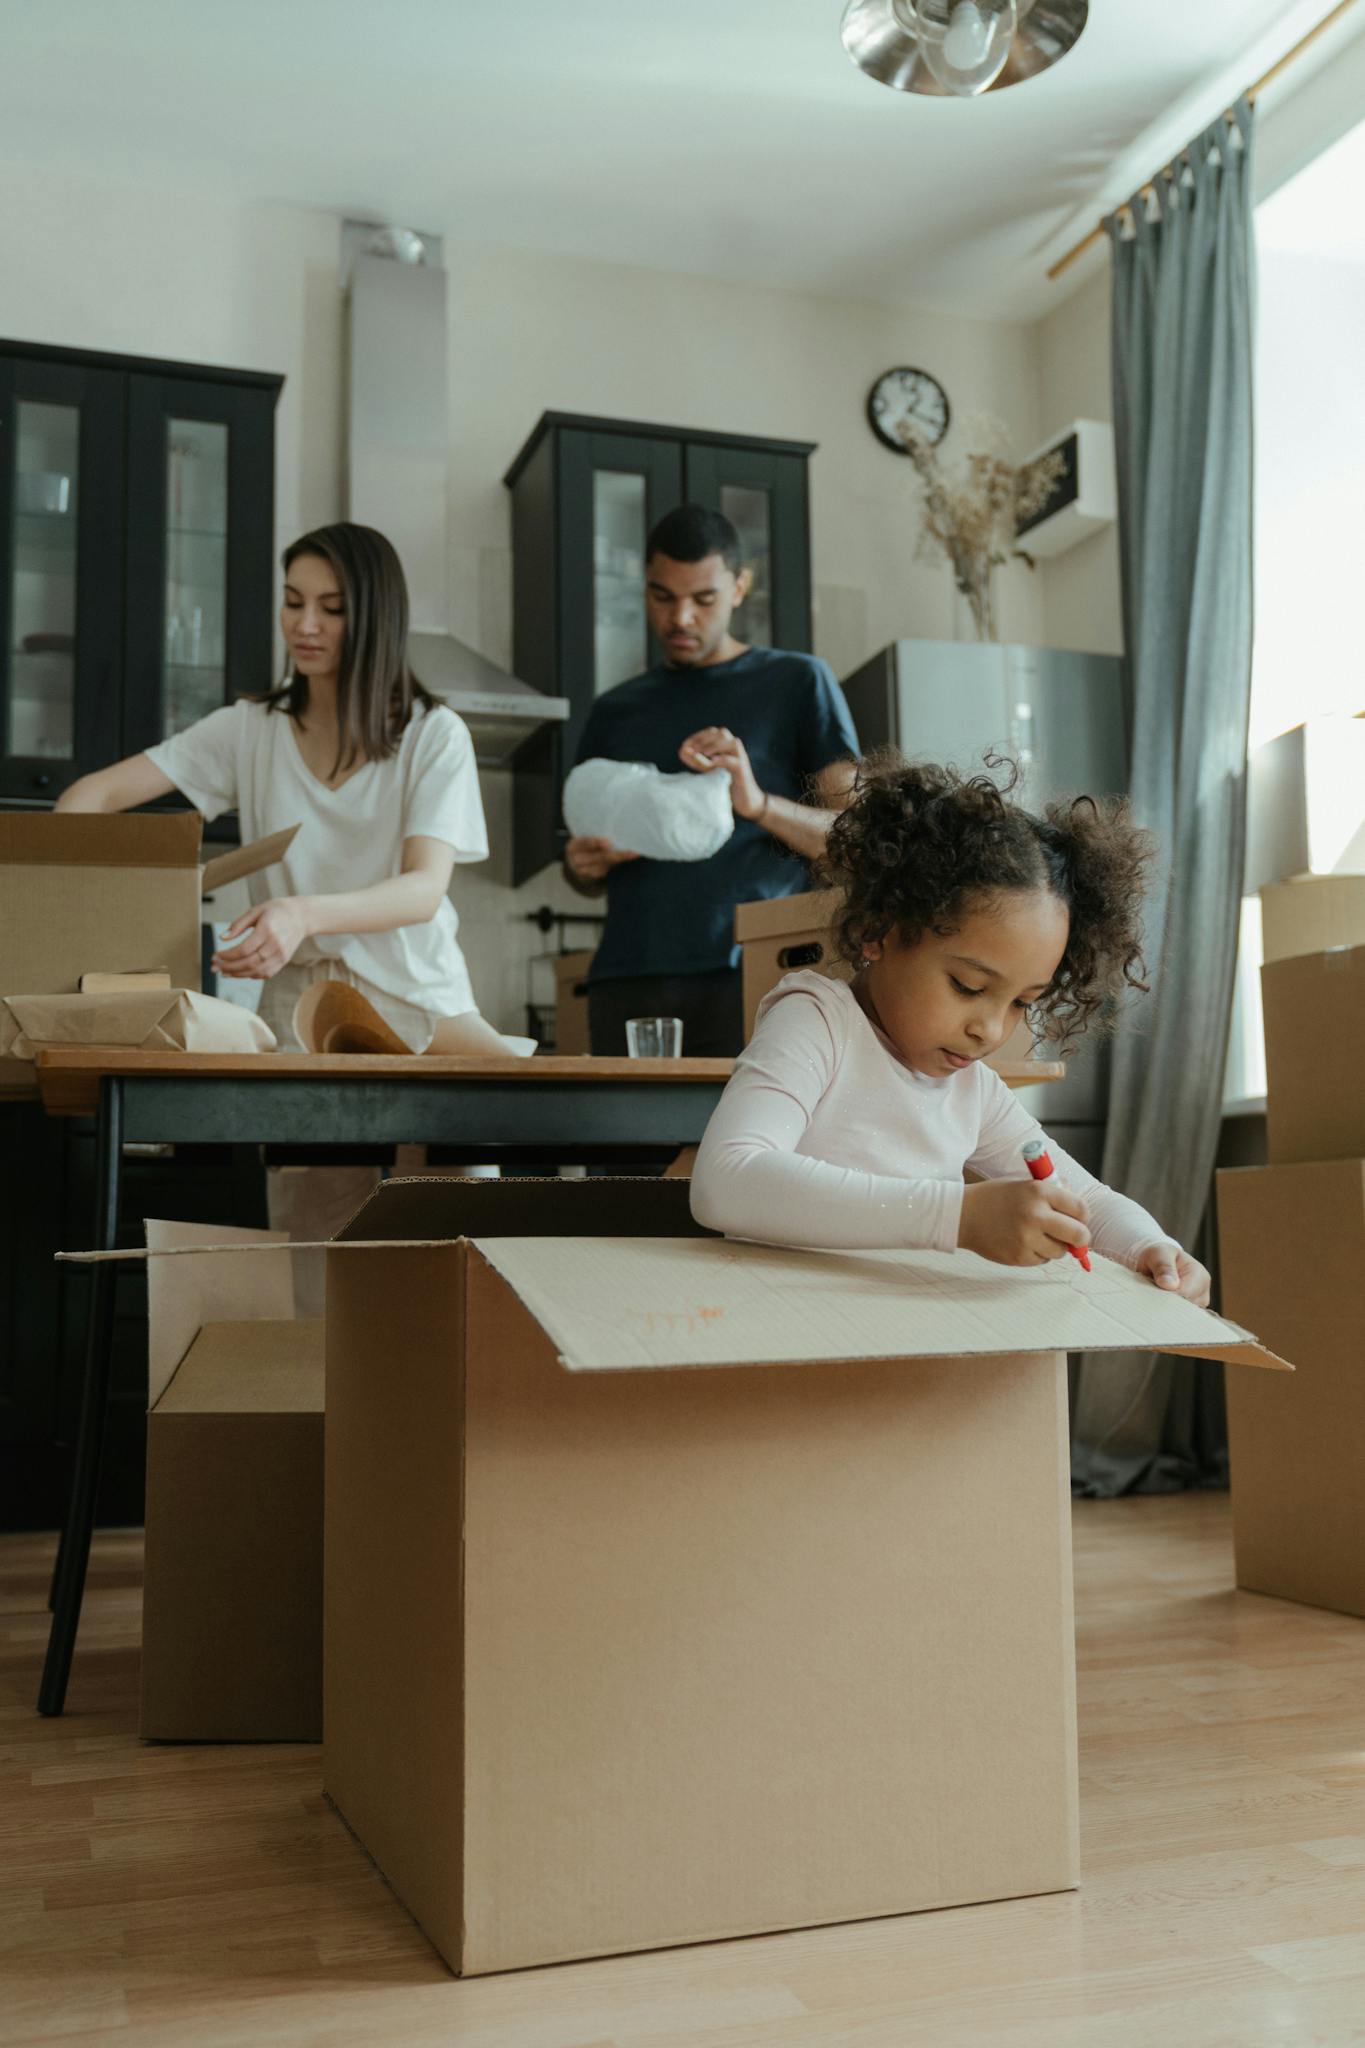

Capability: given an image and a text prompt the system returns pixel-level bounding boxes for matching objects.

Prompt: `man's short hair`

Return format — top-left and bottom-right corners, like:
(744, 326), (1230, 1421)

(646, 504), (743, 577)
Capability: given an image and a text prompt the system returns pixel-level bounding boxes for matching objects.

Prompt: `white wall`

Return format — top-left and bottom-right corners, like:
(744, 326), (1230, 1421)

(446, 242), (1046, 682)
(0, 160), (343, 560)
(0, 164), (1049, 1031)
(1035, 269), (1124, 658)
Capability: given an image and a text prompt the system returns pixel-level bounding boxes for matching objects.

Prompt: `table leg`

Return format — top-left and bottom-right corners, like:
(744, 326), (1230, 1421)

(38, 1077), (124, 1717)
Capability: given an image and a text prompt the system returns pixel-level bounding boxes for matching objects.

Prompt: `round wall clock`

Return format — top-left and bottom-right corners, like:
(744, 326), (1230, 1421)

(867, 366), (951, 453)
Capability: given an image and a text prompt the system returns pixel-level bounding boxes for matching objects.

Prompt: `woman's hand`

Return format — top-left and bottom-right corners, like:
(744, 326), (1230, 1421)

(678, 727), (766, 822)
(1135, 1243), (1211, 1306)
(212, 898), (315, 980)
(958, 1178), (1092, 1267)
(564, 835), (639, 883)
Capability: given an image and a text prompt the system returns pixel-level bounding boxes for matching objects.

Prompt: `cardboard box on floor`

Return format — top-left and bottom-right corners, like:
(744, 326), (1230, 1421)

(1260, 876), (1365, 966)
(75, 1176), (1289, 1974)
(1219, 1160), (1365, 1617)
(0, 812), (295, 1091)
(735, 888), (1035, 1063)
(1261, 942), (1365, 1164)
(141, 1219), (323, 1741)
(552, 949), (593, 1055)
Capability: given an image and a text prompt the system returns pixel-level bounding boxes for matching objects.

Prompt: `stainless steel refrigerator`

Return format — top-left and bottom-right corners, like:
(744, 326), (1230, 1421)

(840, 639), (1129, 1168)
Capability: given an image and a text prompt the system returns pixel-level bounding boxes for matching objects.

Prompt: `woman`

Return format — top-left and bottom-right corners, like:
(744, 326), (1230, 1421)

(57, 521), (514, 1055)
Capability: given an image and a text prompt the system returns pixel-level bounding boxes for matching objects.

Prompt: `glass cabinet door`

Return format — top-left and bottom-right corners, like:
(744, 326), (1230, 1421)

(8, 400), (78, 766)
(556, 430), (682, 765)
(684, 443), (812, 655)
(0, 358), (123, 800)
(163, 418), (229, 735)
(123, 373), (276, 759)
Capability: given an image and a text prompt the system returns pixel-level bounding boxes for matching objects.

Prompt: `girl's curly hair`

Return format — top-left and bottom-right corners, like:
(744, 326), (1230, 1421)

(814, 753), (1154, 1048)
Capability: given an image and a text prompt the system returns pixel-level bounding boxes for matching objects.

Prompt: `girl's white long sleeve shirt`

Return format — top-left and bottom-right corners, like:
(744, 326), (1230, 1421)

(690, 971), (1175, 1263)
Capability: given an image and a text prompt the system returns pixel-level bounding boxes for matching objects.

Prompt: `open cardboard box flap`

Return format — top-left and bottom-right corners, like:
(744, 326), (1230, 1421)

(0, 810), (297, 893)
(62, 1176), (1291, 1379)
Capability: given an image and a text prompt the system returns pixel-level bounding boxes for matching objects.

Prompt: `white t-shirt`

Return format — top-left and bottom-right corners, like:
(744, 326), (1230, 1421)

(147, 697), (489, 1022)
(691, 970), (1176, 1264)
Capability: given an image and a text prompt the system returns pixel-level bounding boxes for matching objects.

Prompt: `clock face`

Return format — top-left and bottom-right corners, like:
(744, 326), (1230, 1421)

(867, 366), (950, 453)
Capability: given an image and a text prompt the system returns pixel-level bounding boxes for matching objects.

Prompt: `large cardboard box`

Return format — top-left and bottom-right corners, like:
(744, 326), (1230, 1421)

(1260, 875), (1365, 966)
(1219, 1161), (1365, 1616)
(311, 1177), (1284, 1974)
(735, 888), (1035, 1065)
(141, 1220), (323, 1741)
(1261, 944), (1365, 1163)
(0, 812), (293, 1089)
(80, 1180), (1285, 1972)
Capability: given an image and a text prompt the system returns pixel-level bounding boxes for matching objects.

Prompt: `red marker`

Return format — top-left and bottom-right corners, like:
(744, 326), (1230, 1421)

(1022, 1140), (1091, 1272)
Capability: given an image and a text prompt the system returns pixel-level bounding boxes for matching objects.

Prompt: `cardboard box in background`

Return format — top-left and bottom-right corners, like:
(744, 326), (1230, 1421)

(141, 1219), (323, 1742)
(735, 887), (1035, 1065)
(1261, 944), (1365, 1164)
(1244, 715), (1365, 896)
(552, 949), (593, 1055)
(735, 887), (848, 1040)
(0, 813), (295, 1090)
(226, 1173), (1285, 1978)
(1219, 1160), (1365, 1617)
(1260, 875), (1365, 966)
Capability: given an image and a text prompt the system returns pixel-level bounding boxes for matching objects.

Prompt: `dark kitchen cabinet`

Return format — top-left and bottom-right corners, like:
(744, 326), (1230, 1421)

(503, 411), (815, 882)
(1, 338), (281, 806)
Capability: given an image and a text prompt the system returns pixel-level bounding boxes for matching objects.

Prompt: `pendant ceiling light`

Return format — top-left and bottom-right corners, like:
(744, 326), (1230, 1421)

(840, 0), (1088, 98)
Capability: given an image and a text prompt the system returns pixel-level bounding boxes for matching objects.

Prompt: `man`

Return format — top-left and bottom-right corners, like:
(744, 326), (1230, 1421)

(564, 505), (859, 1056)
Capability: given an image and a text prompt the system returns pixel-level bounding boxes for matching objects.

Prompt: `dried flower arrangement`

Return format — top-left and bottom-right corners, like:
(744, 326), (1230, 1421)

(897, 418), (1066, 641)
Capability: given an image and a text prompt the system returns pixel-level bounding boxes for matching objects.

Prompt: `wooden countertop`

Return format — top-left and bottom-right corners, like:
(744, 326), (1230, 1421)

(31, 1046), (1067, 1119)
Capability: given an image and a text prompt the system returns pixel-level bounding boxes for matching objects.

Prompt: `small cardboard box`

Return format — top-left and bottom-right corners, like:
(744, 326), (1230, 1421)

(735, 887), (847, 1039)
(0, 812), (294, 1089)
(141, 1220), (323, 1742)
(1260, 876), (1365, 966)
(552, 949), (593, 1055)
(734, 888), (1035, 1065)
(77, 1180), (1285, 1972)
(1261, 944), (1365, 1163)
(1245, 715), (1365, 895)
(1218, 1160), (1365, 1616)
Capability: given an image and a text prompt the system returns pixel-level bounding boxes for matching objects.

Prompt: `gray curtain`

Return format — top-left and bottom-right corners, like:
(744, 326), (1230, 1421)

(1071, 98), (1257, 1497)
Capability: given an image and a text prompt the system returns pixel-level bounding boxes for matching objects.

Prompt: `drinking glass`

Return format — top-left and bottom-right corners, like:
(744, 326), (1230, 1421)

(626, 1017), (683, 1059)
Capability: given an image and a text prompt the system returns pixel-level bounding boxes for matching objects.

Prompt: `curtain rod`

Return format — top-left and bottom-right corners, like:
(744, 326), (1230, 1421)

(1046, 0), (1361, 282)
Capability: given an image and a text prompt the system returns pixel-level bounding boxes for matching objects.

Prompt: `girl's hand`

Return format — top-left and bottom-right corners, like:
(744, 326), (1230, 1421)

(1136, 1243), (1211, 1307)
(958, 1179), (1091, 1267)
(678, 727), (766, 822)
(212, 898), (314, 980)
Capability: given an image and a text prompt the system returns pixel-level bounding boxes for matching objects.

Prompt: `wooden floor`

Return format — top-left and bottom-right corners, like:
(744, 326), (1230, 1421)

(5, 1498), (1365, 2047)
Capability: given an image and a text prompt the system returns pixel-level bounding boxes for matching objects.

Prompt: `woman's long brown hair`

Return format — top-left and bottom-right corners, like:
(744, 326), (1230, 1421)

(261, 523), (436, 774)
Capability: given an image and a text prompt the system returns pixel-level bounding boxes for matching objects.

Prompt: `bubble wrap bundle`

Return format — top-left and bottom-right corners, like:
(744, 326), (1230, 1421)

(563, 757), (735, 863)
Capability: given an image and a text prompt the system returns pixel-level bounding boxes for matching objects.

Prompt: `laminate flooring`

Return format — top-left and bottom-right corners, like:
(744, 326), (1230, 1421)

(5, 1497), (1365, 2047)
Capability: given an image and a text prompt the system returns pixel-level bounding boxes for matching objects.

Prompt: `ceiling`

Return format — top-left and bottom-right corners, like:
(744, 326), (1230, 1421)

(0, 0), (1354, 321)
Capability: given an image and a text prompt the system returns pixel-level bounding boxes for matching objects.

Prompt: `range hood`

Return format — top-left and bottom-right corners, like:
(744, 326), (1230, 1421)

(345, 234), (568, 767)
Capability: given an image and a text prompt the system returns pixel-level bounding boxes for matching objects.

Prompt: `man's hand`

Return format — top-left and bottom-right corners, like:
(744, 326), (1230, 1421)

(212, 898), (314, 980)
(564, 835), (640, 885)
(958, 1178), (1092, 1268)
(678, 726), (766, 822)
(1135, 1242), (1211, 1306)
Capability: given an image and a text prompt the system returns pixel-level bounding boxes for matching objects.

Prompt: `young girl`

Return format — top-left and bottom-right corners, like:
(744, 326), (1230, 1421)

(57, 521), (516, 1055)
(690, 757), (1211, 1303)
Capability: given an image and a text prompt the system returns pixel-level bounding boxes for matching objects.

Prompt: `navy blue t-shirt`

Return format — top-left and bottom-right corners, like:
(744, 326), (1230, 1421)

(574, 646), (859, 982)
